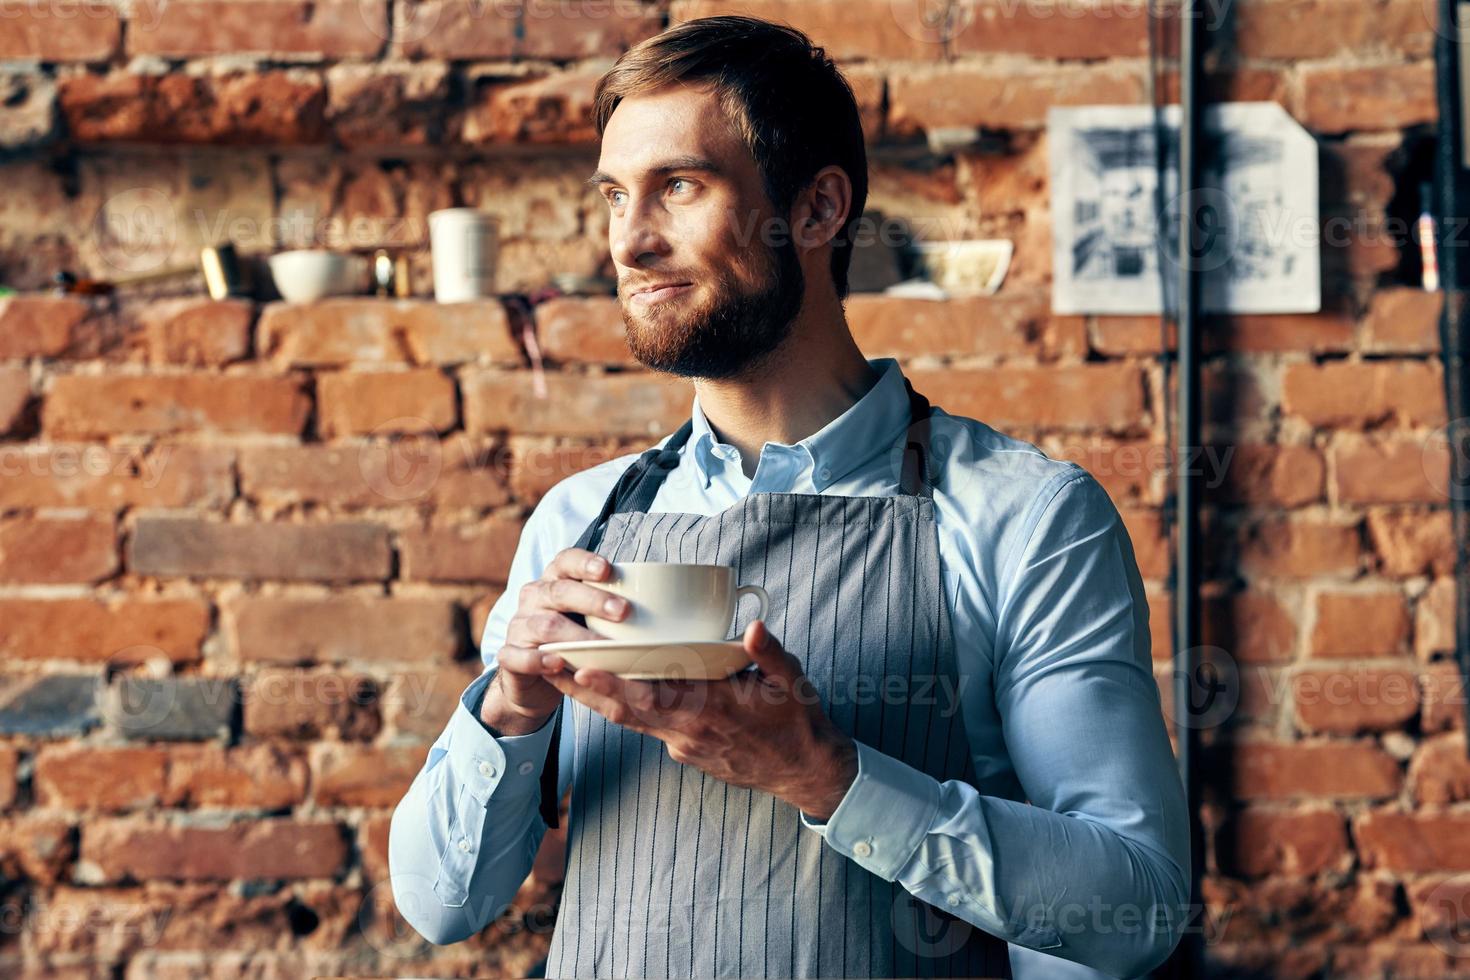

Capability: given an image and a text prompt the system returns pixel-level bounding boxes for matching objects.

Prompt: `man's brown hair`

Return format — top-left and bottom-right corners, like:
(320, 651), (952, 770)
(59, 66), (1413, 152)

(592, 15), (870, 301)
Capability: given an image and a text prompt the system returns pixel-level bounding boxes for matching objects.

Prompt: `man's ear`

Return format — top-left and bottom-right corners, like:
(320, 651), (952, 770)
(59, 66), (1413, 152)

(790, 165), (853, 252)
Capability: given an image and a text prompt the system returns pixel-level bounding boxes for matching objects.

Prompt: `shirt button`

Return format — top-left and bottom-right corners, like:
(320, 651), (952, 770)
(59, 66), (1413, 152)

(818, 466), (832, 482)
(852, 840), (873, 858)
(946, 894), (962, 907)
(517, 760), (535, 775)
(477, 761), (497, 779)
(457, 838), (472, 853)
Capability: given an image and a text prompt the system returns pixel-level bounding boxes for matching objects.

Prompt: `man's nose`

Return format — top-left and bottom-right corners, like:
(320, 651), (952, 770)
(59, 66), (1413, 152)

(610, 200), (671, 268)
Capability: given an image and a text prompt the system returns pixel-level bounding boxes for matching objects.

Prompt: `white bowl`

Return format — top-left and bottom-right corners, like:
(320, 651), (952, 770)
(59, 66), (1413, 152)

(267, 250), (365, 303)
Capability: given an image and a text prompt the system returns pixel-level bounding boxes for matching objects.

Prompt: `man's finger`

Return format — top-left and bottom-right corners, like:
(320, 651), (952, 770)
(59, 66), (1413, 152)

(544, 548), (612, 582)
(546, 669), (670, 732)
(744, 620), (800, 680)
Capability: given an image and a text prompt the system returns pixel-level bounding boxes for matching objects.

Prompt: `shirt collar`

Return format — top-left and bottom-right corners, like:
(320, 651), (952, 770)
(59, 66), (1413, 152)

(686, 357), (912, 491)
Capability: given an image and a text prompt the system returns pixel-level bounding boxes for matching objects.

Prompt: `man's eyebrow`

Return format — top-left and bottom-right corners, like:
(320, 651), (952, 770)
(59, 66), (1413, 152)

(585, 156), (724, 189)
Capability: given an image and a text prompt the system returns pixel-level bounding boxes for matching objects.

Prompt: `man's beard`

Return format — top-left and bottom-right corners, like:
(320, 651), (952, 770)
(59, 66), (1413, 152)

(620, 238), (805, 380)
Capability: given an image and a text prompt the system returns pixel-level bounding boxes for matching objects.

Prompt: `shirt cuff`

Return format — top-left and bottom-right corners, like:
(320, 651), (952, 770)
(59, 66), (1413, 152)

(797, 740), (942, 882)
(446, 668), (560, 806)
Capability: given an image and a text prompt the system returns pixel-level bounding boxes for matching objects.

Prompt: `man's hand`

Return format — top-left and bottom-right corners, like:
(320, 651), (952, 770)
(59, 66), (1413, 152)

(483, 547), (630, 736)
(543, 619), (859, 820)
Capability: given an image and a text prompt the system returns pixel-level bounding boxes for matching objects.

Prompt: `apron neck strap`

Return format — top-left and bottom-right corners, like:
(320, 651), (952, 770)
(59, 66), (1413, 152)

(900, 377), (935, 499)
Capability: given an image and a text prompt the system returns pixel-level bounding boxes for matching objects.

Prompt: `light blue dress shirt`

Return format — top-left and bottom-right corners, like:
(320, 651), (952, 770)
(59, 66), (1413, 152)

(388, 357), (1191, 978)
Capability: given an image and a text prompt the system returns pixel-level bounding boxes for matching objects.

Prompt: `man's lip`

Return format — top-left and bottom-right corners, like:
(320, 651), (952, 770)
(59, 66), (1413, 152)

(631, 281), (692, 296)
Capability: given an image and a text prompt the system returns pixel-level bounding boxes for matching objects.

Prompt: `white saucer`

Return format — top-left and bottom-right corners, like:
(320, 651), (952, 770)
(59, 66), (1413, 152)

(538, 638), (752, 680)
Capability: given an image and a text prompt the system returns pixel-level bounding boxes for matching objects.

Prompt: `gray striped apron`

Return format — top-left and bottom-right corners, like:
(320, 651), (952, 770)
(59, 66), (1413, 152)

(542, 380), (1013, 978)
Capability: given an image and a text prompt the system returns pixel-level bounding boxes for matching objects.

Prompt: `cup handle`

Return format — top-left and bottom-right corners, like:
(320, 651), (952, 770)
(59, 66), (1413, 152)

(736, 584), (770, 624)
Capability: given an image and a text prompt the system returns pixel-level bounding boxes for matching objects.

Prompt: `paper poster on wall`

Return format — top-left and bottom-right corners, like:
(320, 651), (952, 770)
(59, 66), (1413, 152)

(1048, 101), (1320, 315)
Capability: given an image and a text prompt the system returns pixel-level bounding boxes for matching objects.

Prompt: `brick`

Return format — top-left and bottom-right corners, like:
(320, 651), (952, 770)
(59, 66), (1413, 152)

(1422, 662), (1466, 733)
(326, 63), (451, 148)
(0, 515), (116, 584)
(890, 64), (1143, 133)
(1355, 810), (1470, 871)
(360, 813), (391, 882)
(464, 369), (690, 438)
(58, 72), (327, 145)
(0, 597), (208, 665)
(128, 0), (388, 58)
(1336, 945), (1455, 979)
(0, 444), (234, 511)
(1222, 740), (1401, 800)
(308, 744), (423, 807)
(1408, 733), (1470, 804)
(1416, 576), (1455, 663)
(846, 293), (1086, 361)
(672, 0), (945, 59)
(1331, 435), (1449, 505)
(1199, 311), (1356, 355)
(1362, 288), (1442, 353)
(30, 883), (296, 959)
(1281, 361), (1444, 429)
(382, 664), (482, 741)
(80, 819), (347, 882)
(0, 675), (101, 737)
(0, 2), (120, 61)
(44, 374), (310, 437)
(1366, 509), (1453, 577)
(1208, 444), (1325, 507)
(462, 70), (601, 145)
(226, 596), (459, 665)
(1298, 62), (1435, 134)
(1234, 0), (1433, 59)
(950, 0), (1151, 58)
(1202, 591), (1299, 665)
(1216, 807), (1349, 878)
(0, 816), (76, 886)
(163, 743), (308, 809)
(240, 436), (511, 510)
(508, 436), (642, 504)
(1309, 588), (1410, 658)
(401, 0), (660, 59)
(103, 677), (238, 742)
(1237, 516), (1361, 579)
(257, 299), (519, 366)
(33, 746), (168, 812)
(536, 297), (632, 365)
(0, 745), (16, 810)
(241, 669), (382, 741)
(1291, 668), (1419, 734)
(129, 518), (391, 583)
(317, 368), (456, 437)
(140, 299), (253, 367)
(908, 364), (1146, 432)
(0, 295), (90, 358)
(1119, 508), (1167, 579)
(398, 519), (523, 583)
(0, 367), (30, 434)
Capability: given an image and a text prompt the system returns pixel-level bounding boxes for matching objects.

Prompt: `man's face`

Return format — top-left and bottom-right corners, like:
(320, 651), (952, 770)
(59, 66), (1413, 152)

(590, 85), (805, 380)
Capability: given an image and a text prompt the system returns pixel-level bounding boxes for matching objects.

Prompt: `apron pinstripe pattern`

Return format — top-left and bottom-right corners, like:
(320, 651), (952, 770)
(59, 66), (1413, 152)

(544, 386), (1012, 979)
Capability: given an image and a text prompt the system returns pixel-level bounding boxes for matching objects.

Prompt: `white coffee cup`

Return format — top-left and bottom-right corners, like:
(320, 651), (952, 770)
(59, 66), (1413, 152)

(585, 562), (769, 642)
(428, 208), (498, 302)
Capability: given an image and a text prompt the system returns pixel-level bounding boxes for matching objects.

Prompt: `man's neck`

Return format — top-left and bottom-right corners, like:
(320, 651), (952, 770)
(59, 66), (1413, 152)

(692, 309), (879, 481)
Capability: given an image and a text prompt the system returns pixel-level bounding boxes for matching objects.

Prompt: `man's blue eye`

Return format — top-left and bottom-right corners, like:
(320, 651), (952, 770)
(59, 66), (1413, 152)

(670, 178), (691, 194)
(609, 190), (627, 207)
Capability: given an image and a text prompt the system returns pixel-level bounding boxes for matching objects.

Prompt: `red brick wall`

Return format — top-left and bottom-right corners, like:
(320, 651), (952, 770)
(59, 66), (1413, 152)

(0, 1), (1459, 977)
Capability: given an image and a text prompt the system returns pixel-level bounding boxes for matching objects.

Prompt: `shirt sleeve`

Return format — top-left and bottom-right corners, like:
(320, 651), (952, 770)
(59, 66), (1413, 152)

(388, 491), (576, 945)
(799, 469), (1191, 979)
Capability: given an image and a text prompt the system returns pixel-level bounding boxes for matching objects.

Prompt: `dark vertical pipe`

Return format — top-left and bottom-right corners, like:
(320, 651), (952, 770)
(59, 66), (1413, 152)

(1434, 0), (1470, 749)
(1171, 0), (1206, 973)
